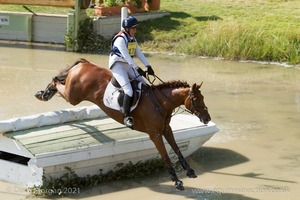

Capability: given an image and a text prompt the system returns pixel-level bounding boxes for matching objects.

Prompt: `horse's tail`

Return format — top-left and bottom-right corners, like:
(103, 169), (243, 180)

(55, 58), (89, 85)
(35, 58), (89, 101)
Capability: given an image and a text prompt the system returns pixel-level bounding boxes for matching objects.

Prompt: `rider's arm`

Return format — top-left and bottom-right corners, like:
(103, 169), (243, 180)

(135, 44), (150, 67)
(114, 37), (139, 68)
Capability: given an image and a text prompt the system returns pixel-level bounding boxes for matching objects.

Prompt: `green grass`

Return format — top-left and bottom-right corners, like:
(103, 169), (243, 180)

(141, 0), (300, 64)
(0, 4), (70, 14)
(0, 0), (299, 64)
(138, 0), (300, 64)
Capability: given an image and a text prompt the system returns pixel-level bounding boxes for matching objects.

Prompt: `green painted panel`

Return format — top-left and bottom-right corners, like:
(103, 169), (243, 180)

(0, 12), (32, 41)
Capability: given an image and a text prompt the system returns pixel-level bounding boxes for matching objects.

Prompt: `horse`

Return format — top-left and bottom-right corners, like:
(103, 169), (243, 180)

(35, 58), (211, 190)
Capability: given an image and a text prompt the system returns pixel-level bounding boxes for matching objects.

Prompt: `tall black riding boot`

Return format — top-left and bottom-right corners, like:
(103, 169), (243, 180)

(123, 94), (134, 128)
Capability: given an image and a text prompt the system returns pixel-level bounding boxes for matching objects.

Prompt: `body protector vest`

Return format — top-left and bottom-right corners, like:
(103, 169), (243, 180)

(108, 31), (150, 69)
(111, 31), (137, 57)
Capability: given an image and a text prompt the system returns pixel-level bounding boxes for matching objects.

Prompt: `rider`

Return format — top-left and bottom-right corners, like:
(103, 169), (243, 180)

(109, 16), (155, 128)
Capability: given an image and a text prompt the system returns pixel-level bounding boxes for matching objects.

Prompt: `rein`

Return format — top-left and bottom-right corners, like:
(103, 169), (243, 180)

(145, 73), (198, 117)
(146, 73), (165, 85)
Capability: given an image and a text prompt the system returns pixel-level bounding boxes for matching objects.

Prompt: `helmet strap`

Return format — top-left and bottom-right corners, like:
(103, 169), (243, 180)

(124, 28), (130, 33)
(125, 28), (134, 37)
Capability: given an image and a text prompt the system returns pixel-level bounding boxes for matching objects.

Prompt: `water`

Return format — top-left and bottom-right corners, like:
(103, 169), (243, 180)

(0, 44), (299, 200)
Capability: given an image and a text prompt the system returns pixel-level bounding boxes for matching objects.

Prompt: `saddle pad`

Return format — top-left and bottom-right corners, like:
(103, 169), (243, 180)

(103, 81), (142, 112)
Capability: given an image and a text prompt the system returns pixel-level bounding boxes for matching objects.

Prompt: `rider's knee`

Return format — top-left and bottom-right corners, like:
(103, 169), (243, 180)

(123, 87), (133, 97)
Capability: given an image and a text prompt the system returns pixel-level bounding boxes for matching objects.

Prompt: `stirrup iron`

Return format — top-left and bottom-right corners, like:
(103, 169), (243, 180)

(124, 116), (134, 128)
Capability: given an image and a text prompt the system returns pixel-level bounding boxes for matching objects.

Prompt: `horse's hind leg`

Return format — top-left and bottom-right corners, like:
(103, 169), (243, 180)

(164, 125), (197, 179)
(35, 81), (57, 101)
(149, 132), (184, 190)
(53, 77), (68, 101)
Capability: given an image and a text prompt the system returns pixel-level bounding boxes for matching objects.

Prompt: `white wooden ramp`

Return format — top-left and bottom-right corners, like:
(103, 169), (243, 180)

(0, 106), (219, 186)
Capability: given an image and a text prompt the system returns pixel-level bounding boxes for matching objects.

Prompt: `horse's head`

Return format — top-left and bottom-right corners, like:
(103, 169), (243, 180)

(184, 82), (211, 124)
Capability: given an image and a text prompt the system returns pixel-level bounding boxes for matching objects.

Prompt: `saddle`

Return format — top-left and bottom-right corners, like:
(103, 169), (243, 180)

(103, 76), (142, 112)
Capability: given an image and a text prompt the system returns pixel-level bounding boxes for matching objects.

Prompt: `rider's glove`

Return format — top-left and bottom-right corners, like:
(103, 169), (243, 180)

(146, 65), (155, 76)
(135, 67), (146, 77)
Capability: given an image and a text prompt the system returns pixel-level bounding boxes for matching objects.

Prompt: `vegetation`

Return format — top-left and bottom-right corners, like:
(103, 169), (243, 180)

(29, 159), (164, 197)
(67, 19), (111, 53)
(137, 0), (300, 64)
(102, 0), (126, 7)
(0, 0), (299, 64)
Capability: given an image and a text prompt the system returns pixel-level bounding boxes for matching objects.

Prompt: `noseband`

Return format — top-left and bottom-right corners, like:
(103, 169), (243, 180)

(188, 88), (208, 118)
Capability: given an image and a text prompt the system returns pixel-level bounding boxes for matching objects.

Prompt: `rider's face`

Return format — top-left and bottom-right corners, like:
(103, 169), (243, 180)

(129, 27), (137, 37)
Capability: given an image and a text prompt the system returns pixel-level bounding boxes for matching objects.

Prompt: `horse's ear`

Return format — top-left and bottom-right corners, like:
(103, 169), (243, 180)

(198, 82), (203, 89)
(192, 83), (197, 91)
(192, 82), (202, 91)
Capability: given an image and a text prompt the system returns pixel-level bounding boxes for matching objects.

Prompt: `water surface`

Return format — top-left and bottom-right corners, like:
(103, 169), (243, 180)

(0, 45), (299, 200)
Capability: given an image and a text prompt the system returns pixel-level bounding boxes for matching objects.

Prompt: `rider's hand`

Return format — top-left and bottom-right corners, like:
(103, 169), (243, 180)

(136, 67), (146, 77)
(146, 65), (155, 76)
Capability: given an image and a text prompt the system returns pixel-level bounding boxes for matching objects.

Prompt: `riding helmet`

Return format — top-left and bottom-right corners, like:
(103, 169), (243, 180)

(122, 16), (139, 29)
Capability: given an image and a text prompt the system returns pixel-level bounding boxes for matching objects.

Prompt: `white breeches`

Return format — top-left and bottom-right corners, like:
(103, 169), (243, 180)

(111, 62), (146, 97)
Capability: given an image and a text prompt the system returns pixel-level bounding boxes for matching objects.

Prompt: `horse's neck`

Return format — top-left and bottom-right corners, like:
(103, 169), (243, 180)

(174, 87), (190, 104)
(159, 87), (190, 111)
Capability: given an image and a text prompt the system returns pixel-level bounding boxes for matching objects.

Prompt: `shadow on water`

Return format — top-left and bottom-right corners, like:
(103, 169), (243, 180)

(210, 171), (297, 184)
(150, 147), (262, 199)
(151, 185), (259, 200)
(190, 147), (249, 172)
(148, 147), (257, 200)
(68, 147), (255, 199)
(191, 147), (296, 184)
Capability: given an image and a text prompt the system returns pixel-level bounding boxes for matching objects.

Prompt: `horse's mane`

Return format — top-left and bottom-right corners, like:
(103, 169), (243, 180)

(151, 80), (190, 90)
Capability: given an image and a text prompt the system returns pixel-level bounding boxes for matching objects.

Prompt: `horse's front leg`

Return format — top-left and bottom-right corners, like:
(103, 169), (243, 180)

(149, 132), (185, 190)
(164, 125), (197, 179)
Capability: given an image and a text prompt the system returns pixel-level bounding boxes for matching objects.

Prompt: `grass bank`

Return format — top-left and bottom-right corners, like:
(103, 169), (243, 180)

(137, 0), (300, 64)
(0, 0), (299, 64)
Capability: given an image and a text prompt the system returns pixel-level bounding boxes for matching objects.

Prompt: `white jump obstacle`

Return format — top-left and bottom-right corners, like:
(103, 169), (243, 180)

(0, 106), (219, 186)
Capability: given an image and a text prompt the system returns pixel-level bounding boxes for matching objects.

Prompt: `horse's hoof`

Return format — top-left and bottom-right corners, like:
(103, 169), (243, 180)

(34, 91), (44, 101)
(175, 180), (185, 191)
(186, 169), (197, 178)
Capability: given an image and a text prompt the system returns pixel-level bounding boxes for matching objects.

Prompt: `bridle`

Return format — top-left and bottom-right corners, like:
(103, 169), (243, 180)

(145, 74), (208, 119)
(188, 87), (208, 119)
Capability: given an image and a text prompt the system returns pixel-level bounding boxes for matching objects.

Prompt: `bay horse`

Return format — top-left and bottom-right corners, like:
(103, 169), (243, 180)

(35, 58), (211, 190)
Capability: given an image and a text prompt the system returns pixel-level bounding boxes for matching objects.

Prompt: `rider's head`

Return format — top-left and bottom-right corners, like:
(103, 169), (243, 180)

(122, 16), (139, 37)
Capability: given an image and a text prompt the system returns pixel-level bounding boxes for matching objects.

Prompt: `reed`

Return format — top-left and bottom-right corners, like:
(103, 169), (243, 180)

(184, 22), (300, 63)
